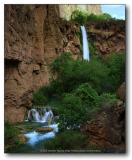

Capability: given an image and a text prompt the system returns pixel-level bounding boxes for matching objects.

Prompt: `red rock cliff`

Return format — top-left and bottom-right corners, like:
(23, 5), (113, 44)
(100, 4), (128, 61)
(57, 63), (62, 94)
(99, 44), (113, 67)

(4, 4), (80, 123)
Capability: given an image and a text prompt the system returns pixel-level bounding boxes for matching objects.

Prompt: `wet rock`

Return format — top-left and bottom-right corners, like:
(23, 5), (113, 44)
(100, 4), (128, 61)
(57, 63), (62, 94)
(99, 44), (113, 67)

(36, 127), (53, 133)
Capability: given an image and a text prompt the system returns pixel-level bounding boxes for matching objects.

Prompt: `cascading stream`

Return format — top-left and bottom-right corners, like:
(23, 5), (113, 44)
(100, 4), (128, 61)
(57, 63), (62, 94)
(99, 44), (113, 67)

(80, 26), (90, 61)
(25, 107), (58, 146)
(27, 108), (54, 124)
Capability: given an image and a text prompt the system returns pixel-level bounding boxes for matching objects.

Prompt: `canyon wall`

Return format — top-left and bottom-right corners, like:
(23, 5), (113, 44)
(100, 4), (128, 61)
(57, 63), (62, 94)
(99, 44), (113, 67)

(4, 5), (125, 123)
(4, 4), (80, 123)
(59, 5), (101, 20)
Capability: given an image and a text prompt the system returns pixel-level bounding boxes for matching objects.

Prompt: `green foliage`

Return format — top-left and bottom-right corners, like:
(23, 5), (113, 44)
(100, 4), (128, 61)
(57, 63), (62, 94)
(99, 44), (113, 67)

(104, 53), (125, 91)
(71, 10), (113, 24)
(44, 131), (88, 150)
(96, 93), (118, 108)
(50, 52), (73, 75)
(87, 13), (112, 22)
(57, 84), (100, 129)
(71, 10), (87, 25)
(58, 93), (85, 129)
(4, 123), (21, 152)
(73, 83), (98, 106)
(32, 51), (125, 130)
(5, 123), (19, 141)
(50, 53), (109, 93)
(33, 89), (48, 106)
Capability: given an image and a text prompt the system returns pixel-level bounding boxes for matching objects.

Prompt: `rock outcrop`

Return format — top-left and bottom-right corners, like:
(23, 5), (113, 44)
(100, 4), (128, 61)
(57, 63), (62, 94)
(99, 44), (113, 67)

(87, 20), (125, 55)
(4, 5), (80, 123)
(81, 84), (126, 152)
(59, 5), (101, 20)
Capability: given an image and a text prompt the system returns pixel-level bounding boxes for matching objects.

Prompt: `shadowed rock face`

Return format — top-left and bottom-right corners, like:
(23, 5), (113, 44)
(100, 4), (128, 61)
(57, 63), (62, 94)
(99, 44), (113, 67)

(81, 83), (126, 152)
(4, 5), (81, 123)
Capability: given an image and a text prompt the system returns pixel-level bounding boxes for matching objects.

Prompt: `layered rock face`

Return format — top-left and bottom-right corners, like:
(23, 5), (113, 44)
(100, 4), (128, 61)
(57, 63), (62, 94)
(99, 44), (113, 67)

(59, 5), (101, 20)
(87, 20), (125, 55)
(81, 83), (126, 152)
(4, 5), (80, 123)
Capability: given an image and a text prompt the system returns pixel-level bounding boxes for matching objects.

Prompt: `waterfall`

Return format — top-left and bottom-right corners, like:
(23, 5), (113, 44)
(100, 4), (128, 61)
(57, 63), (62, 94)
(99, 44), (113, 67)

(27, 107), (54, 124)
(80, 26), (90, 61)
(25, 107), (58, 146)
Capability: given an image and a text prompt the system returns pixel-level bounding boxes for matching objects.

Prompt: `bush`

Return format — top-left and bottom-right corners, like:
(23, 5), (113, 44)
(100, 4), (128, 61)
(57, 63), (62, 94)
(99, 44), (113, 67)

(50, 52), (73, 76)
(87, 13), (112, 22)
(104, 53), (125, 92)
(95, 93), (118, 109)
(71, 10), (87, 25)
(50, 54), (110, 93)
(5, 123), (19, 142)
(4, 123), (21, 152)
(58, 93), (86, 129)
(57, 84), (100, 129)
(33, 89), (48, 106)
(73, 83), (98, 106)
(71, 10), (113, 24)
(44, 131), (88, 150)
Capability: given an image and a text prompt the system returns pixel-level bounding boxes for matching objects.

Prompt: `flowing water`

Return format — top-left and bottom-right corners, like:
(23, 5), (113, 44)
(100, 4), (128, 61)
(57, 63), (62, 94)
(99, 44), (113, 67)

(24, 107), (58, 146)
(80, 26), (90, 61)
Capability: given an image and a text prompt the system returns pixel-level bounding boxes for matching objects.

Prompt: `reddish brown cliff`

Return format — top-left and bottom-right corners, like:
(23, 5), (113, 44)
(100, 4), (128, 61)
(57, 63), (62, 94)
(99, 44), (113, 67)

(87, 20), (125, 55)
(4, 5), (80, 123)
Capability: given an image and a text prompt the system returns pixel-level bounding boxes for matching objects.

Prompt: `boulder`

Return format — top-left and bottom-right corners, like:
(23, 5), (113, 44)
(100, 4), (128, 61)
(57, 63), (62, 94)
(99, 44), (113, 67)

(36, 127), (53, 133)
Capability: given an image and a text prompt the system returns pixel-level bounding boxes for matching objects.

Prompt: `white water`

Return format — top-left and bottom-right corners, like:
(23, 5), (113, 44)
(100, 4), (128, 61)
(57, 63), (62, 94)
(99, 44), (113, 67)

(80, 26), (90, 61)
(27, 108), (54, 123)
(25, 108), (58, 146)
(25, 123), (59, 146)
(25, 131), (55, 145)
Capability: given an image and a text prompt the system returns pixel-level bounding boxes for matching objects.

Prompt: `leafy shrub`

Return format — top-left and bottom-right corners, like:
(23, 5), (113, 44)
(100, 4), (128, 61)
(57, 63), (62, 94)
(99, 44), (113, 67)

(104, 53), (125, 91)
(44, 131), (88, 150)
(33, 89), (48, 106)
(58, 93), (86, 129)
(57, 84), (100, 129)
(71, 10), (87, 25)
(4, 123), (21, 152)
(5, 123), (19, 142)
(87, 13), (112, 22)
(96, 93), (118, 108)
(71, 10), (113, 24)
(50, 52), (73, 76)
(50, 54), (110, 93)
(73, 83), (98, 106)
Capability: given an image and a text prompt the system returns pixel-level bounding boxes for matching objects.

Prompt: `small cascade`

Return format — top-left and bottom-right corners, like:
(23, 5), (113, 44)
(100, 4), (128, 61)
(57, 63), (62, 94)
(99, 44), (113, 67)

(26, 107), (54, 124)
(25, 107), (58, 146)
(80, 25), (90, 61)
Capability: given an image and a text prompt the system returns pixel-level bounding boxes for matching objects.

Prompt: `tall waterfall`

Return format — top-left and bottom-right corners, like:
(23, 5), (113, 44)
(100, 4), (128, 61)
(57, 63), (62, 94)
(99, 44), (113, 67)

(80, 26), (90, 61)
